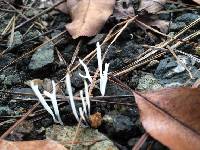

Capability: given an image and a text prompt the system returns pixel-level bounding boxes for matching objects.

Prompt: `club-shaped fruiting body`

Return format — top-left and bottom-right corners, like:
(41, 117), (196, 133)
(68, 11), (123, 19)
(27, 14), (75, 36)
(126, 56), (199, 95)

(30, 80), (62, 124)
(96, 42), (109, 96)
(30, 42), (109, 126)
(79, 59), (93, 83)
(43, 81), (63, 125)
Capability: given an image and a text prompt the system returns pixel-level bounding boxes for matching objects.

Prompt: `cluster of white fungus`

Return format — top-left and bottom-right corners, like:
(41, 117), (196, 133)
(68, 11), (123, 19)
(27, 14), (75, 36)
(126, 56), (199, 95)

(30, 42), (109, 126)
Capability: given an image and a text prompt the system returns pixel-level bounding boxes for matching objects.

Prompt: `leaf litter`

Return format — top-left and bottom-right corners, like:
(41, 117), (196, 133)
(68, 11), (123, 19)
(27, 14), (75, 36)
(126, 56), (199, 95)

(133, 87), (200, 150)
(0, 0), (200, 150)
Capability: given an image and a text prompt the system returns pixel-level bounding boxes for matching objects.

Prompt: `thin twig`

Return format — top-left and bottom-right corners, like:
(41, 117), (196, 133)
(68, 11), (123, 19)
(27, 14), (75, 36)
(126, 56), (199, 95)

(0, 30), (66, 73)
(132, 132), (149, 150)
(2, 0), (66, 38)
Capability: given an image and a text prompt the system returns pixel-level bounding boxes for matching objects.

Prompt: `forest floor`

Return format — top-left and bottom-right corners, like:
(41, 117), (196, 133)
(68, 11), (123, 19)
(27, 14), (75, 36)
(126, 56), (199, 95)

(0, 0), (200, 150)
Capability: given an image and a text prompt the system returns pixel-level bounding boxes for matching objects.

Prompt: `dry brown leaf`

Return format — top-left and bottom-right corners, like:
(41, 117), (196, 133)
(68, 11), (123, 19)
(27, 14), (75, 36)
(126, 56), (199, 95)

(133, 87), (200, 150)
(113, 0), (135, 20)
(138, 0), (167, 13)
(192, 0), (200, 5)
(56, 0), (79, 14)
(0, 139), (68, 150)
(136, 18), (169, 33)
(57, 0), (115, 39)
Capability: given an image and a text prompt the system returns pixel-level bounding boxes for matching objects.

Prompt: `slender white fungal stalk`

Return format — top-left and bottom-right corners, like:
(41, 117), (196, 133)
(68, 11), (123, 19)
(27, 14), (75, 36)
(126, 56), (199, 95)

(100, 63), (109, 96)
(80, 90), (87, 116)
(43, 81), (63, 125)
(30, 41), (110, 126)
(79, 107), (87, 122)
(30, 81), (58, 123)
(84, 80), (90, 116)
(96, 42), (109, 96)
(97, 42), (103, 76)
(65, 73), (80, 122)
(79, 59), (93, 83)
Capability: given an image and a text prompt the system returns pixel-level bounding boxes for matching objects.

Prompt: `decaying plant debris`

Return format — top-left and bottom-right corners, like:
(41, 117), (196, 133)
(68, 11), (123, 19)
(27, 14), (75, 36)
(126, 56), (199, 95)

(0, 0), (200, 150)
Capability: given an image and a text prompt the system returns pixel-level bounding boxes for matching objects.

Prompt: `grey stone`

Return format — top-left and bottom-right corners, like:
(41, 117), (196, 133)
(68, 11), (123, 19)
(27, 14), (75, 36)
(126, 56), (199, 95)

(102, 112), (139, 140)
(70, 69), (85, 88)
(7, 31), (23, 47)
(46, 125), (118, 150)
(137, 73), (162, 91)
(155, 55), (200, 87)
(175, 13), (200, 24)
(0, 67), (24, 86)
(29, 43), (54, 70)
(0, 106), (13, 116)
(3, 74), (21, 86)
(25, 9), (39, 17)
(105, 83), (131, 96)
(0, 53), (15, 67)
(170, 22), (186, 31)
(24, 30), (42, 39)
(0, 74), (5, 82)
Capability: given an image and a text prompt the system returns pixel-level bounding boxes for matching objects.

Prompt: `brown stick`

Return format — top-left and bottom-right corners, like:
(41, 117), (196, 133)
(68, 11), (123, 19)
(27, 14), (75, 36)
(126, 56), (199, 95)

(0, 102), (39, 139)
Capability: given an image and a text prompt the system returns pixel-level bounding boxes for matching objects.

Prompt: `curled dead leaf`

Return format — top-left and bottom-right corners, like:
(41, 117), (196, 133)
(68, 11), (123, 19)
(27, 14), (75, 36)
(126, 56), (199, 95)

(192, 0), (200, 5)
(138, 0), (166, 13)
(57, 0), (115, 39)
(56, 0), (79, 14)
(0, 139), (68, 150)
(133, 87), (200, 150)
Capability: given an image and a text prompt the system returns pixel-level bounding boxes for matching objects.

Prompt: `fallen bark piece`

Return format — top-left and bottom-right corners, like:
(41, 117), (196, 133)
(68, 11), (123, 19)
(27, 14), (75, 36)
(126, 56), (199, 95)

(133, 87), (200, 150)
(0, 139), (68, 150)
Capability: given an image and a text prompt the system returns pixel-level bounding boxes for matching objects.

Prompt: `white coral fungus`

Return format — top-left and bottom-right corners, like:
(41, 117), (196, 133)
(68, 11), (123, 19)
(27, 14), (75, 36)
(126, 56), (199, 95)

(31, 42), (110, 126)
(96, 42), (109, 96)
(30, 80), (63, 125)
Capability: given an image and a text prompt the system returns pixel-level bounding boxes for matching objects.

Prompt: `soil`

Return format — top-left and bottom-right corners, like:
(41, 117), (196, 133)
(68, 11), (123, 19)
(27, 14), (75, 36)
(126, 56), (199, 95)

(0, 0), (200, 150)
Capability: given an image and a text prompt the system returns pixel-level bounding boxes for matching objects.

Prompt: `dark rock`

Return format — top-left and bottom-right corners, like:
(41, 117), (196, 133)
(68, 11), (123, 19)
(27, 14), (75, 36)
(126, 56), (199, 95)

(24, 30), (42, 40)
(88, 34), (106, 45)
(29, 43), (54, 70)
(105, 83), (131, 96)
(3, 74), (21, 86)
(137, 73), (162, 91)
(159, 13), (170, 20)
(155, 55), (200, 87)
(151, 141), (169, 150)
(0, 67), (25, 86)
(0, 53), (15, 67)
(25, 9), (39, 17)
(70, 69), (85, 88)
(7, 31), (22, 47)
(0, 106), (14, 116)
(102, 112), (140, 141)
(63, 44), (75, 63)
(129, 71), (141, 88)
(128, 137), (139, 147)
(105, 41), (144, 71)
(120, 41), (144, 64)
(109, 58), (124, 70)
(170, 22), (186, 31)
(175, 13), (200, 24)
